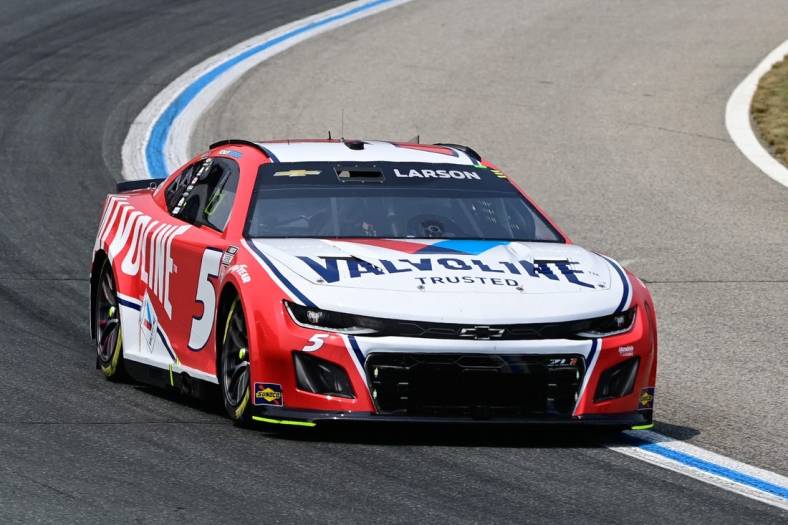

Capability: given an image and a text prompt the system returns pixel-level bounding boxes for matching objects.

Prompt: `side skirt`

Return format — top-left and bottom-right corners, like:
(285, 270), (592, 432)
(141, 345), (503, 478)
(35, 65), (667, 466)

(124, 359), (219, 403)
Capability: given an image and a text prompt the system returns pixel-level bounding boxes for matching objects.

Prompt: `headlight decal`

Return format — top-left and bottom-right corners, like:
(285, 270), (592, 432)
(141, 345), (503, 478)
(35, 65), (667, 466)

(575, 309), (636, 338)
(286, 301), (636, 340)
(286, 302), (383, 335)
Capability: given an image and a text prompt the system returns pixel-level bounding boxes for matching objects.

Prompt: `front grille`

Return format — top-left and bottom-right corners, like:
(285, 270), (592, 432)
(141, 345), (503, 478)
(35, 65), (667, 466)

(365, 353), (585, 418)
(367, 318), (606, 340)
(392, 320), (587, 340)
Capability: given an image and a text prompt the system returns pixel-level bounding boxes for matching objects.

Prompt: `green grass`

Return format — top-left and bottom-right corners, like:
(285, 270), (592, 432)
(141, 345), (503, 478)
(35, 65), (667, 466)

(751, 55), (788, 165)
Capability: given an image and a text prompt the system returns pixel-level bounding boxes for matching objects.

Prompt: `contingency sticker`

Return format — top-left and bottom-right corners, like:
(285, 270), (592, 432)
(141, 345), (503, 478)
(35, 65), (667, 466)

(254, 383), (283, 406)
(221, 246), (238, 266)
(638, 387), (655, 410)
(217, 149), (243, 158)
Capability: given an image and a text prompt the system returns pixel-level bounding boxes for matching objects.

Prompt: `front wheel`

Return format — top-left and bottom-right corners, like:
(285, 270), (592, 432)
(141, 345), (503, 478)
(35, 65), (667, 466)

(218, 297), (251, 425)
(95, 261), (126, 380)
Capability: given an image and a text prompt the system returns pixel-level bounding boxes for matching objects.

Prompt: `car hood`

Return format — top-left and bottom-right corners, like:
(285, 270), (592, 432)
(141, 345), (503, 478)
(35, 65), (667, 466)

(246, 238), (630, 324)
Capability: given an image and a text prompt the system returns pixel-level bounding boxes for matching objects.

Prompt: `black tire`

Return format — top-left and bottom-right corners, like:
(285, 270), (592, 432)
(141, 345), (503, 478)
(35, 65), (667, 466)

(218, 297), (252, 425)
(94, 260), (126, 380)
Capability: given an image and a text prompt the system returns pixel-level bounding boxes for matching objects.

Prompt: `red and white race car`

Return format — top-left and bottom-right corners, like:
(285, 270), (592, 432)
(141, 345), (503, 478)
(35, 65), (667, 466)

(91, 139), (657, 428)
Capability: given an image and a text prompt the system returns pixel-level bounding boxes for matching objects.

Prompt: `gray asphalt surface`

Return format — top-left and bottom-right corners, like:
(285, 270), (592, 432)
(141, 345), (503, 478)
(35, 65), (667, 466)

(193, 0), (788, 475)
(0, 1), (784, 523)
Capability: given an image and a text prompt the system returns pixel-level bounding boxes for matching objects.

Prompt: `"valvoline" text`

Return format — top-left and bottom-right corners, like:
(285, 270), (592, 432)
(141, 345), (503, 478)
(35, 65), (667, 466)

(97, 197), (189, 318)
(297, 256), (595, 288)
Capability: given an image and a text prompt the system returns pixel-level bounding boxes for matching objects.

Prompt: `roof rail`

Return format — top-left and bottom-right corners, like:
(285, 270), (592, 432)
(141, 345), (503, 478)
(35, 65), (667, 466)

(209, 139), (270, 156)
(433, 143), (482, 162)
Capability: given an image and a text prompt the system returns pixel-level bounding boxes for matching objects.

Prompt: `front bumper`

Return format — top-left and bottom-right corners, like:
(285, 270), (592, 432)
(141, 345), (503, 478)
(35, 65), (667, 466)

(253, 302), (657, 424)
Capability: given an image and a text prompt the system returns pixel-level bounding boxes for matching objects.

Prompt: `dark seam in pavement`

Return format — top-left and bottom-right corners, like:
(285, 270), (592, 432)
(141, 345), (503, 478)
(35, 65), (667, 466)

(0, 77), (169, 87)
(0, 421), (225, 425)
(0, 277), (88, 281)
(11, 470), (81, 501)
(643, 279), (788, 284)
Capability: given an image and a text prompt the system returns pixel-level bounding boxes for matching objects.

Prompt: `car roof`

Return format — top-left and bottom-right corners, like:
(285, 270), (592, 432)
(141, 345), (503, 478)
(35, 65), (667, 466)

(252, 139), (479, 165)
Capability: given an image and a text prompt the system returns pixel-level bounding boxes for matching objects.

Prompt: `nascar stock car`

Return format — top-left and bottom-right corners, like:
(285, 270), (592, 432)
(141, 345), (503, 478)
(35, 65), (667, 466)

(91, 139), (657, 429)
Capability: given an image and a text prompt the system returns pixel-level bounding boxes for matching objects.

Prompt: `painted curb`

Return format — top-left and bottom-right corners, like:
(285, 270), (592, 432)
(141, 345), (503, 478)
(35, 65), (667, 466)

(725, 39), (788, 188)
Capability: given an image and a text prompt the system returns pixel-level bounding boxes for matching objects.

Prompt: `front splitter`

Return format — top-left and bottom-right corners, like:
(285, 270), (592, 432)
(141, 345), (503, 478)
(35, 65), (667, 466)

(250, 406), (649, 428)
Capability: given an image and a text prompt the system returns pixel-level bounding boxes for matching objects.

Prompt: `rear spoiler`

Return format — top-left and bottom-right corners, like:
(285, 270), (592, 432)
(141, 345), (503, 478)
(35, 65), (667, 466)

(116, 178), (165, 193)
(433, 143), (482, 162)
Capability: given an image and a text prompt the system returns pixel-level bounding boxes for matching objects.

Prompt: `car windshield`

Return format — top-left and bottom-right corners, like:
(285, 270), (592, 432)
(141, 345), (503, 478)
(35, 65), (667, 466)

(245, 162), (563, 242)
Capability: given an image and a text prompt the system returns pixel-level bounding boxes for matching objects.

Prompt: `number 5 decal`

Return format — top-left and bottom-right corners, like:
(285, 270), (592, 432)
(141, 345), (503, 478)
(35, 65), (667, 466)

(302, 334), (328, 352)
(188, 248), (223, 351)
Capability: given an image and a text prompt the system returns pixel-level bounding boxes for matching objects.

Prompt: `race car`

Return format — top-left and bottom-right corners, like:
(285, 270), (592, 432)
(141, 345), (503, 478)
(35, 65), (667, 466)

(91, 138), (657, 429)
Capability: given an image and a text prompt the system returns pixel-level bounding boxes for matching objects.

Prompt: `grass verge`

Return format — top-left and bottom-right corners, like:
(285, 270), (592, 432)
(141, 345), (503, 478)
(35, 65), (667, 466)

(751, 54), (788, 165)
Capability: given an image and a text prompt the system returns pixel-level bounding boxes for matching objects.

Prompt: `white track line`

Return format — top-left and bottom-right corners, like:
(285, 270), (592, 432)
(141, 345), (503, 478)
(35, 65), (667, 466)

(122, 0), (413, 181)
(119, 0), (788, 511)
(725, 39), (788, 188)
(617, 431), (788, 510)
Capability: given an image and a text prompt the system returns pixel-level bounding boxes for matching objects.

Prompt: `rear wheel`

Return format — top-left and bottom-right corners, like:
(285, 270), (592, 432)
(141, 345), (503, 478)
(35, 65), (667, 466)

(219, 297), (251, 424)
(95, 261), (125, 380)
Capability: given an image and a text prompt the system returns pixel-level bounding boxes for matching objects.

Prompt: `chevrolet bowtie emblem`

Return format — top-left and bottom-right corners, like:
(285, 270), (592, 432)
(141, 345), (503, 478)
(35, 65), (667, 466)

(459, 326), (505, 340)
(273, 169), (321, 177)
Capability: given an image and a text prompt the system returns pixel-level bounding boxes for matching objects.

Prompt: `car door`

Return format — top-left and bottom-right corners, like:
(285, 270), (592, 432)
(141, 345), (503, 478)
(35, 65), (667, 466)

(161, 156), (240, 379)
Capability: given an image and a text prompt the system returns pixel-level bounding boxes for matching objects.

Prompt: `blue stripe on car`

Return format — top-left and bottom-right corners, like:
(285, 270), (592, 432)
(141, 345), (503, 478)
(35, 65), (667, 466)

(587, 338), (598, 367)
(117, 296), (141, 311)
(601, 255), (629, 313)
(348, 335), (366, 366)
(157, 327), (178, 361)
(428, 239), (509, 255)
(246, 241), (316, 307)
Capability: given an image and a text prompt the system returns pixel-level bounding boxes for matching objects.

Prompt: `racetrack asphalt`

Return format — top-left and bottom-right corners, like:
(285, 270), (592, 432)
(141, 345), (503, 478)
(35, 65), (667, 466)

(192, 0), (788, 475)
(0, 1), (785, 523)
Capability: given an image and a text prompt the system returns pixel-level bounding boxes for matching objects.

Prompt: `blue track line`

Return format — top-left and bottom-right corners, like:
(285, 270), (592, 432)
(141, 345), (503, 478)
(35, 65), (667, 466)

(145, 0), (395, 178)
(624, 436), (788, 500)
